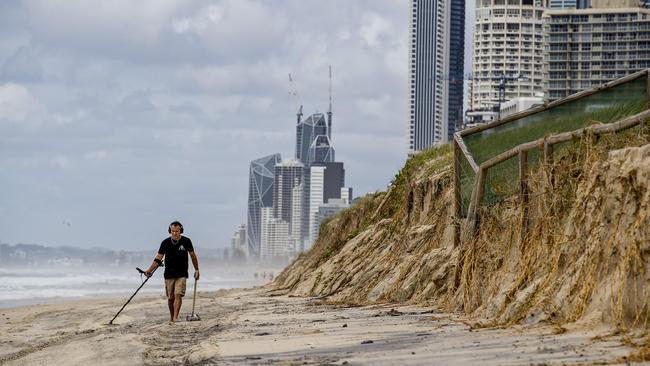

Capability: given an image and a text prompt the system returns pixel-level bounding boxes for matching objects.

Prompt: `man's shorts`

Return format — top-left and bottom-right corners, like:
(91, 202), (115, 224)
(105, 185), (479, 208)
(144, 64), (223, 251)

(165, 277), (187, 299)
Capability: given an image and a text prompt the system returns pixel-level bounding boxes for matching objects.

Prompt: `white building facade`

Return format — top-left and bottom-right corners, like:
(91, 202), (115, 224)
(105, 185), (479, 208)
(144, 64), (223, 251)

(308, 166), (325, 246)
(230, 224), (248, 259)
(290, 182), (303, 254)
(544, 3), (650, 100)
(260, 207), (290, 258)
(468, 0), (545, 124)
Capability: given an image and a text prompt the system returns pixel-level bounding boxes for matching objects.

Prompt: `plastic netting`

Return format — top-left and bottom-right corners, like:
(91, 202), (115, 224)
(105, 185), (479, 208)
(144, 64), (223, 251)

(480, 146), (547, 207)
(465, 76), (647, 165)
(460, 75), (648, 212)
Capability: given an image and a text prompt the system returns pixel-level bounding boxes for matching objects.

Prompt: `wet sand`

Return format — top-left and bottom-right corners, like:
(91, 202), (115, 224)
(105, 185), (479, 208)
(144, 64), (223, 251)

(0, 287), (643, 365)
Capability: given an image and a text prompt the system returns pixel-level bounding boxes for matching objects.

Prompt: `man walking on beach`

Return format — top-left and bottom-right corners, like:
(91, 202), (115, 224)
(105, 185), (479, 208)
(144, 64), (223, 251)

(145, 221), (200, 322)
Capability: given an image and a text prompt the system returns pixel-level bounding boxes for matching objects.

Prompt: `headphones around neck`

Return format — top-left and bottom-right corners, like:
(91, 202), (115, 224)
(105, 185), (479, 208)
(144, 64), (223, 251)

(168, 221), (184, 234)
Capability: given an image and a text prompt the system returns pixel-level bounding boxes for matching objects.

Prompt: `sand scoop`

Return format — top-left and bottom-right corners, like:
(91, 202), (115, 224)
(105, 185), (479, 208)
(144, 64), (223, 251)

(186, 278), (201, 321)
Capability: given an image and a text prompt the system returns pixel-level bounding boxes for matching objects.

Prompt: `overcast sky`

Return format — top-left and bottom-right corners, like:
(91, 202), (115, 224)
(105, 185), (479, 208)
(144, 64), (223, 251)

(0, 1), (474, 251)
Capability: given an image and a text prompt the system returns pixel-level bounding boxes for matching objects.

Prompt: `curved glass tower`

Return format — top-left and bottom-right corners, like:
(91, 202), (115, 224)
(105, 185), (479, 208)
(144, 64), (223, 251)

(247, 153), (282, 257)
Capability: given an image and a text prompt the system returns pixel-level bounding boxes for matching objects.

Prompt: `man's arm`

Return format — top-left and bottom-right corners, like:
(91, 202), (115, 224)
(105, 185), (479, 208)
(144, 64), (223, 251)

(144, 253), (164, 277)
(189, 251), (199, 280)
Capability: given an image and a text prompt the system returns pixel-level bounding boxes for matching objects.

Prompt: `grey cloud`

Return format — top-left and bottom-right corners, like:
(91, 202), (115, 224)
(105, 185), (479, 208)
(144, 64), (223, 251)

(117, 90), (157, 118)
(0, 0), (411, 250)
(168, 101), (203, 116)
(1, 46), (44, 82)
(0, 83), (45, 124)
(21, 1), (289, 66)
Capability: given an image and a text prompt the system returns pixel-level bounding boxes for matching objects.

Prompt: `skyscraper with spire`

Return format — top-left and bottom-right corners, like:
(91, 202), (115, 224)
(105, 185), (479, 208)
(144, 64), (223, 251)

(291, 67), (346, 249)
(295, 66), (335, 166)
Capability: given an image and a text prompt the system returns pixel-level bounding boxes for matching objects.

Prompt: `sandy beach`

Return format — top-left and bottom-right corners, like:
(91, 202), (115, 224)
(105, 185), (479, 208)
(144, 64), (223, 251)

(0, 287), (645, 365)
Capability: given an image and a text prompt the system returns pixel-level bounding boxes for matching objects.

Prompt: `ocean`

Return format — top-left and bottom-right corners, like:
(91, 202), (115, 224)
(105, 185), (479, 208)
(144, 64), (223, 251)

(0, 267), (263, 308)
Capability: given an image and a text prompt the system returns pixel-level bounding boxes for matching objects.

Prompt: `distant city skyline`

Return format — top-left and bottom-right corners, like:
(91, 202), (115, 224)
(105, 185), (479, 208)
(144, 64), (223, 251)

(247, 92), (348, 258)
(0, 1), (411, 250)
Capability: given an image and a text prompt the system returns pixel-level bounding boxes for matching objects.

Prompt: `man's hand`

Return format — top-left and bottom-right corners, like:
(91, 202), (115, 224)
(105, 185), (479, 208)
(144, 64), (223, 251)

(194, 270), (200, 281)
(144, 270), (152, 278)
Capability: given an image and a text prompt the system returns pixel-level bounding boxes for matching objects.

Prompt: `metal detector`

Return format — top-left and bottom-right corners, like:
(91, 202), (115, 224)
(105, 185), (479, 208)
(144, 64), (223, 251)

(108, 261), (163, 325)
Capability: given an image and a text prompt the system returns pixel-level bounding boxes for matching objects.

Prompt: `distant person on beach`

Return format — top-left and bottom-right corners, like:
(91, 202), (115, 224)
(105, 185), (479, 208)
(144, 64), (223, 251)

(144, 221), (200, 322)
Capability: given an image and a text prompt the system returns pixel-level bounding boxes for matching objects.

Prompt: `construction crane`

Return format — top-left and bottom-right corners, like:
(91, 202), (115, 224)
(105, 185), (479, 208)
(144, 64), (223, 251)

(288, 73), (303, 124)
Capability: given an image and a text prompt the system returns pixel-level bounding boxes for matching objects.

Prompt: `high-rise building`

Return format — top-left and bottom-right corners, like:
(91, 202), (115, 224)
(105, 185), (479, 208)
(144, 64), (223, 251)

(308, 166), (325, 244)
(246, 153), (281, 257)
(273, 159), (304, 250)
(294, 104), (339, 249)
(230, 224), (248, 259)
(290, 182), (303, 253)
(448, 0), (466, 137)
(308, 135), (335, 164)
(296, 113), (329, 166)
(312, 199), (351, 241)
(467, 0), (545, 124)
(307, 162), (345, 245)
(544, 4), (650, 100)
(340, 187), (353, 205)
(311, 162), (345, 202)
(260, 207), (290, 258)
(408, 0), (465, 154)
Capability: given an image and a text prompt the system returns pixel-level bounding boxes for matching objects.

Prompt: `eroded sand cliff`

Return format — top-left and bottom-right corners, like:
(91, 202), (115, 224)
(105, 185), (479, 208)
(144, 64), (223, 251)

(273, 133), (650, 333)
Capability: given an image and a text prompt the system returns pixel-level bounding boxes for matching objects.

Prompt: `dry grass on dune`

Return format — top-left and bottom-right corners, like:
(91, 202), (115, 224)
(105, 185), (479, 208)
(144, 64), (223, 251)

(272, 128), (650, 332)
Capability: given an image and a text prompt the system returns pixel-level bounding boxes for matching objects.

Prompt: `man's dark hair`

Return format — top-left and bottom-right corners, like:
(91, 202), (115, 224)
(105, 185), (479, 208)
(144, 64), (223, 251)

(168, 221), (183, 234)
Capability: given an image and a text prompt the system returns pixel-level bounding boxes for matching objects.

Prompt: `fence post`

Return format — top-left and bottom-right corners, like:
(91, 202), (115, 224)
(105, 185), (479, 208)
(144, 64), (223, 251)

(544, 141), (554, 186)
(467, 167), (486, 236)
(453, 141), (461, 247)
(543, 141), (554, 167)
(640, 116), (646, 136)
(518, 149), (528, 244)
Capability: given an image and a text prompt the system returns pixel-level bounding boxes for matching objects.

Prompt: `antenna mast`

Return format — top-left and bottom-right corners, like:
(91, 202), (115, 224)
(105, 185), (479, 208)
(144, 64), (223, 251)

(327, 65), (332, 139)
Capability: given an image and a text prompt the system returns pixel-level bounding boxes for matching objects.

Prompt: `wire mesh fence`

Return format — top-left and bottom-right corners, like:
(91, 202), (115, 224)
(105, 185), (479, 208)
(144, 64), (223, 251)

(465, 76), (647, 166)
(456, 72), (649, 217)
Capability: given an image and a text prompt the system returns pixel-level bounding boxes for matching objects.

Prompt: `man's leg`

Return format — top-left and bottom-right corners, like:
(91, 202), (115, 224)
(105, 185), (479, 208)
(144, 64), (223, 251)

(173, 295), (183, 321)
(165, 279), (175, 321)
(168, 299), (175, 321)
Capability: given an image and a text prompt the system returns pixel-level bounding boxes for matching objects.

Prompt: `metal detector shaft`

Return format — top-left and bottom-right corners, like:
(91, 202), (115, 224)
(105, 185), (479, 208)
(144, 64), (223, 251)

(191, 278), (197, 315)
(109, 265), (159, 324)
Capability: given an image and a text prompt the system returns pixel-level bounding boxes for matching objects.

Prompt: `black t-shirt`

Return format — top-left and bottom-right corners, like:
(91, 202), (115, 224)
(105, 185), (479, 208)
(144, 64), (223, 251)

(158, 236), (194, 279)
